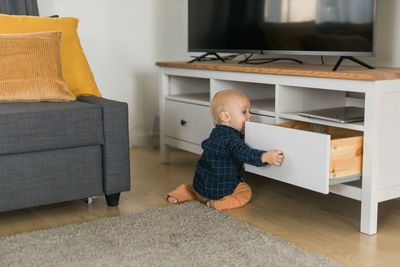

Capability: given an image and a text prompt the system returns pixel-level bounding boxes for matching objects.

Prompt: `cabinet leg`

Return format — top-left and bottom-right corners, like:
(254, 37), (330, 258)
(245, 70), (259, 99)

(160, 143), (170, 164)
(360, 199), (378, 235)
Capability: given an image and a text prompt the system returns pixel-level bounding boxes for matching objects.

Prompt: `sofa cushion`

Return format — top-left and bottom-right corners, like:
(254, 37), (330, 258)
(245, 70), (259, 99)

(0, 101), (104, 155)
(0, 14), (101, 98)
(0, 31), (76, 102)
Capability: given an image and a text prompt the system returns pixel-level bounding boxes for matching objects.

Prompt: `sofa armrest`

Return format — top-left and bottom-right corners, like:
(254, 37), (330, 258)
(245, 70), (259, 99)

(78, 96), (131, 195)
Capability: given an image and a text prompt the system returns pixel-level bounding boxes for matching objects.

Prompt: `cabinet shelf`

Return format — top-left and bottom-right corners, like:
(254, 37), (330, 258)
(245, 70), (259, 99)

(166, 93), (210, 106)
(250, 98), (275, 117)
(279, 112), (364, 131)
(329, 180), (362, 201)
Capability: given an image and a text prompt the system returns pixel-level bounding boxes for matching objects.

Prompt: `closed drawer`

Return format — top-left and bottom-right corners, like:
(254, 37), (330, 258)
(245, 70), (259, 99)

(164, 100), (213, 145)
(245, 121), (363, 194)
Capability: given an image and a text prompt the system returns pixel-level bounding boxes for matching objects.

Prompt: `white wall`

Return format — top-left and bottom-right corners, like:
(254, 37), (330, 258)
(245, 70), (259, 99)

(37, 0), (400, 147)
(38, 0), (189, 147)
(373, 0), (400, 67)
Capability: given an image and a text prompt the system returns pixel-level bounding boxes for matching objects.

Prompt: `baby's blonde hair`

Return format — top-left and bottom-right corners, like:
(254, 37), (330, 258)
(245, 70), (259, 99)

(210, 90), (247, 124)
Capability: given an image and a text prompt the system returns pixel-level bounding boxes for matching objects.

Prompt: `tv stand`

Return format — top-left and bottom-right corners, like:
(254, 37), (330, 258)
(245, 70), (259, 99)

(239, 53), (303, 65)
(187, 52), (225, 63)
(333, 56), (375, 72)
(156, 61), (400, 235)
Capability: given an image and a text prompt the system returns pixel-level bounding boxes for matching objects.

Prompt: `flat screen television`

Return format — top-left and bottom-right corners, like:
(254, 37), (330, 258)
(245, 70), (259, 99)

(188, 0), (376, 57)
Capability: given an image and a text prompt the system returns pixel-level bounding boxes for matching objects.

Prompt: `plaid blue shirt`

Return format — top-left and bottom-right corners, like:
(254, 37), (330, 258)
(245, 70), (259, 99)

(193, 124), (267, 200)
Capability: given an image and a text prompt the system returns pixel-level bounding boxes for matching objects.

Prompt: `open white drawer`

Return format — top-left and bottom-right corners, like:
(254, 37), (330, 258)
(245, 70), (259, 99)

(245, 121), (363, 194)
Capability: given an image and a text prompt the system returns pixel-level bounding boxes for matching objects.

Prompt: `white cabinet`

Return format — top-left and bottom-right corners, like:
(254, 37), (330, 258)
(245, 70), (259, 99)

(157, 61), (400, 235)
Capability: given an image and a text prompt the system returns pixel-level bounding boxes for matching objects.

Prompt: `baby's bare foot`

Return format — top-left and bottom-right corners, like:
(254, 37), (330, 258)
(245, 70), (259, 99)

(206, 201), (216, 209)
(167, 195), (178, 204)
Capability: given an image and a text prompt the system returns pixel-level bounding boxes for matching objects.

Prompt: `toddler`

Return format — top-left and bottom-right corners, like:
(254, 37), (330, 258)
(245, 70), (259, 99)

(166, 90), (283, 210)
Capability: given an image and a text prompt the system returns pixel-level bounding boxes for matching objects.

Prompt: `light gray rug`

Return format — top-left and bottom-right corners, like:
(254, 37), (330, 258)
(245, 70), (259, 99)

(0, 202), (341, 267)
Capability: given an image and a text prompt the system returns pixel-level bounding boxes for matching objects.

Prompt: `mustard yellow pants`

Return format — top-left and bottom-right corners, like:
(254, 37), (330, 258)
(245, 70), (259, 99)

(166, 182), (252, 211)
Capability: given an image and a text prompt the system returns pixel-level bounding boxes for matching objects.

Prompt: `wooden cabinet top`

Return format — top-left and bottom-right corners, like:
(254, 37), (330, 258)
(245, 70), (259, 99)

(156, 61), (400, 81)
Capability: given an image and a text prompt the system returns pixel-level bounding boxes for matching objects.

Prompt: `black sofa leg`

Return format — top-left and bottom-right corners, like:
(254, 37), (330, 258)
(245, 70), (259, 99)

(105, 193), (120, 207)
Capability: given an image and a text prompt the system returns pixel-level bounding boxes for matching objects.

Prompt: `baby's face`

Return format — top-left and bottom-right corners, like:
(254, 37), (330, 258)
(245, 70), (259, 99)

(227, 95), (252, 133)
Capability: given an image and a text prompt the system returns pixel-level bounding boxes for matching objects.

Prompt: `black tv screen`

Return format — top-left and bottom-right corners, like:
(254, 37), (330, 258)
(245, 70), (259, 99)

(188, 0), (375, 56)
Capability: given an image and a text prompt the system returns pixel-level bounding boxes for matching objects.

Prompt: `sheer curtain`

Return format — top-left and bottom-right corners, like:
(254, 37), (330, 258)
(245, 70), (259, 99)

(0, 0), (39, 15)
(264, 0), (373, 23)
(317, 0), (373, 23)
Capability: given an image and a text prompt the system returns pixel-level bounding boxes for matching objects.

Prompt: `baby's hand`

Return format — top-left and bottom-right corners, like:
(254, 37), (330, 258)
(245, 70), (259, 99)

(262, 150), (284, 166)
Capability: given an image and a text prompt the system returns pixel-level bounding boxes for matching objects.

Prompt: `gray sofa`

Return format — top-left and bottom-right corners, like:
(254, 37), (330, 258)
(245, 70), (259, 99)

(0, 96), (131, 212)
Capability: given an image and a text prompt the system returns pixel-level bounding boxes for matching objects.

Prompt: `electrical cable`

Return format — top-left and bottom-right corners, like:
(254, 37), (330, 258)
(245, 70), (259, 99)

(239, 53), (303, 64)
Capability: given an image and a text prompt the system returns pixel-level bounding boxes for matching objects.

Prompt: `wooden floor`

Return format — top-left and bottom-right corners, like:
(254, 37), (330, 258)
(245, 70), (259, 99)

(1, 147), (399, 266)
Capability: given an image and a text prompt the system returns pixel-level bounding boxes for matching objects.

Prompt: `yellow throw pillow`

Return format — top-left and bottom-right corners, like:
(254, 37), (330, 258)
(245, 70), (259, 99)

(0, 31), (77, 102)
(0, 14), (101, 97)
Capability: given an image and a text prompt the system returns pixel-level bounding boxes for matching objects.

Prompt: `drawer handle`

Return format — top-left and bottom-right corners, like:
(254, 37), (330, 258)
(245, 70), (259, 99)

(180, 120), (187, 126)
